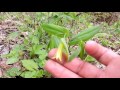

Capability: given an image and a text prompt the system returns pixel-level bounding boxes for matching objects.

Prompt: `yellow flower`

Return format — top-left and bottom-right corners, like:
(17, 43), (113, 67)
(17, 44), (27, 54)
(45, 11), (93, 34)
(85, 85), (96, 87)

(52, 38), (69, 62)
(54, 43), (64, 62)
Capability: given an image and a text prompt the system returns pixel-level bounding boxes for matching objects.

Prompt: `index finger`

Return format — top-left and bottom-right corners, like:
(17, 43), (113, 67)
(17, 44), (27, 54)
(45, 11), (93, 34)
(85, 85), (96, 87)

(44, 60), (81, 78)
(85, 41), (120, 66)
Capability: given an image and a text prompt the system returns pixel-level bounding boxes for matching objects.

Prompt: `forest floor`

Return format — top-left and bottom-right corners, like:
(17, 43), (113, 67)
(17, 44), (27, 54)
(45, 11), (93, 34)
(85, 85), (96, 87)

(0, 12), (120, 78)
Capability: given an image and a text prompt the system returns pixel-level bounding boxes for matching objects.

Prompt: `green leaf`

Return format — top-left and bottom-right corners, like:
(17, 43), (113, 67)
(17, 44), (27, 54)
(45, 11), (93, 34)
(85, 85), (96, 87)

(42, 24), (69, 38)
(21, 71), (37, 78)
(33, 45), (43, 55)
(101, 40), (108, 47)
(29, 45), (44, 57)
(44, 71), (52, 78)
(85, 55), (95, 62)
(41, 50), (47, 55)
(94, 33), (108, 38)
(69, 26), (101, 45)
(6, 57), (19, 64)
(38, 49), (47, 60)
(24, 39), (29, 45)
(32, 36), (39, 44)
(59, 15), (74, 22)
(47, 35), (60, 50)
(6, 67), (21, 77)
(78, 41), (85, 60)
(39, 55), (46, 60)
(21, 60), (39, 71)
(21, 70), (44, 78)
(37, 26), (42, 38)
(61, 38), (69, 56)
(38, 60), (45, 68)
(35, 70), (44, 78)
(64, 12), (77, 19)
(115, 29), (120, 33)
(69, 48), (80, 61)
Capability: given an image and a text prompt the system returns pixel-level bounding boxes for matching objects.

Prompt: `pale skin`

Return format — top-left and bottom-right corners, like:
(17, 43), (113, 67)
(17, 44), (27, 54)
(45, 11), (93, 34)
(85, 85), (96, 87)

(44, 41), (120, 78)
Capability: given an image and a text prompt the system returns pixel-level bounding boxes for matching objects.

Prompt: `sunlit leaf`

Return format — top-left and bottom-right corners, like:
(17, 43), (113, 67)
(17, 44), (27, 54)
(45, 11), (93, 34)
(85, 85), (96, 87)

(6, 67), (21, 77)
(6, 57), (19, 65)
(42, 24), (69, 38)
(21, 60), (39, 71)
(69, 26), (101, 45)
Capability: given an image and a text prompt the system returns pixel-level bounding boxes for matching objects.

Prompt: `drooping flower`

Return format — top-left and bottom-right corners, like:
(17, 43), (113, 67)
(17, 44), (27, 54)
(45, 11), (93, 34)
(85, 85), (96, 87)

(52, 38), (69, 62)
(54, 43), (64, 62)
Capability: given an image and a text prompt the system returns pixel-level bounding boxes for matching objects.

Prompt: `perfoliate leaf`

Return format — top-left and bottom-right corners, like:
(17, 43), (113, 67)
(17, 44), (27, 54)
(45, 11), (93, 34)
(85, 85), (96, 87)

(69, 26), (101, 45)
(42, 24), (69, 38)
(21, 60), (39, 71)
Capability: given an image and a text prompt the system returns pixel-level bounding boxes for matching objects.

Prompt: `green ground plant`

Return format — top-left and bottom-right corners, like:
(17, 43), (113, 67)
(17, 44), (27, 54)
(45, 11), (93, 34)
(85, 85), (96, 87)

(1, 12), (120, 78)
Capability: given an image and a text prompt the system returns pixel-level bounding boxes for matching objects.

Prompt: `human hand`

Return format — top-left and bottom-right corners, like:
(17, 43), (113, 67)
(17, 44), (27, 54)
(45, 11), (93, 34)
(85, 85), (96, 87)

(44, 41), (120, 78)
